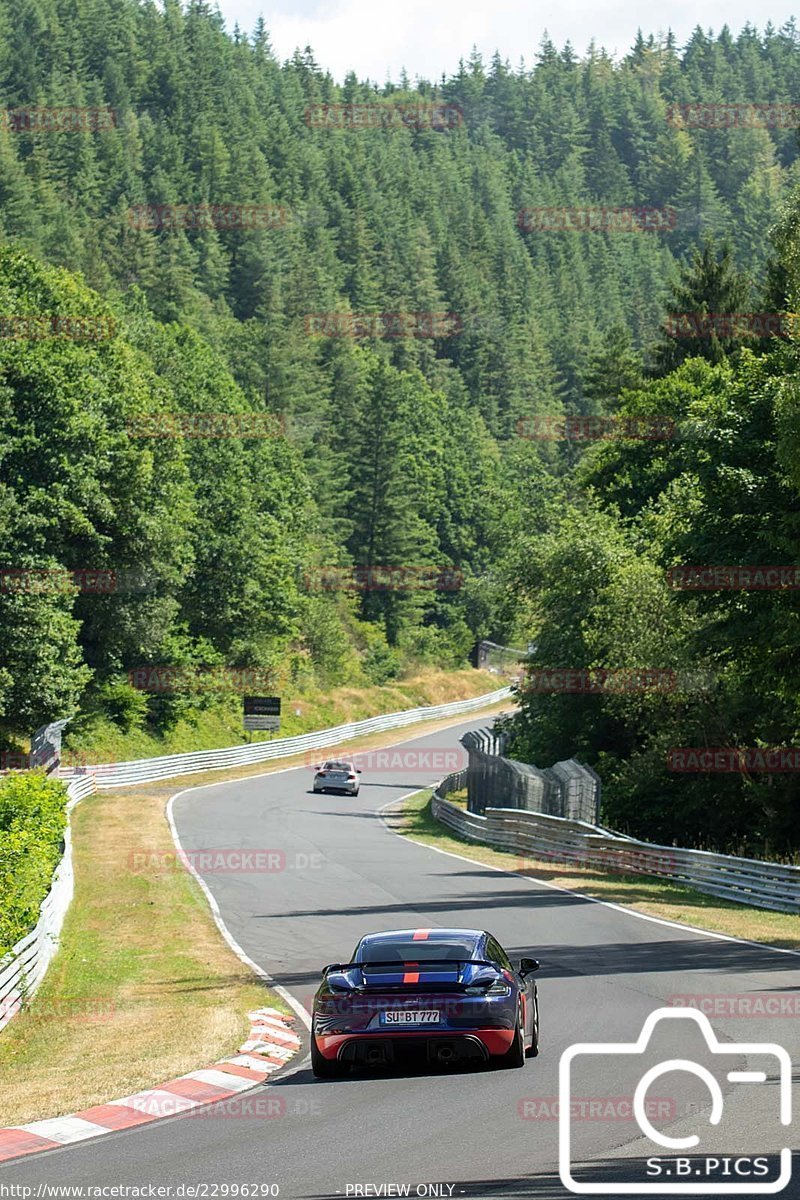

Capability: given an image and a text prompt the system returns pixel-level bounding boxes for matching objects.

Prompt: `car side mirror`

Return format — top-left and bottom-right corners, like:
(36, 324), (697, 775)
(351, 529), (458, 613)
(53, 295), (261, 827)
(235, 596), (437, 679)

(356, 768), (362, 773)
(519, 957), (540, 975)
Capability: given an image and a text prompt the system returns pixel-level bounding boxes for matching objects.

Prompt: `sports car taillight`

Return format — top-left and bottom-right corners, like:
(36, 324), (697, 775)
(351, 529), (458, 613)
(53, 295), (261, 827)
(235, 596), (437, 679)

(464, 968), (512, 996)
(485, 979), (512, 995)
(324, 970), (358, 992)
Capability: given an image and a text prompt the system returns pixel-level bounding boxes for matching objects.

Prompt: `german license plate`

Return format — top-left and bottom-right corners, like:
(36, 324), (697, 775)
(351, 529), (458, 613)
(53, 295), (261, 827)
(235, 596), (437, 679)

(381, 1009), (441, 1025)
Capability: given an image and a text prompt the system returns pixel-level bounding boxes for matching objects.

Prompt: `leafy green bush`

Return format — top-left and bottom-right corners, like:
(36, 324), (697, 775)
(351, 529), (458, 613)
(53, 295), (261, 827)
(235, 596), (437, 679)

(0, 773), (68, 957)
(96, 678), (150, 733)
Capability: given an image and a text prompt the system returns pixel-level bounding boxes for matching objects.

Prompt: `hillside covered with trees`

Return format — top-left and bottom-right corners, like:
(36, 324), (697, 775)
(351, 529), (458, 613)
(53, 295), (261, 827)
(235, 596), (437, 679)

(1, 0), (799, 855)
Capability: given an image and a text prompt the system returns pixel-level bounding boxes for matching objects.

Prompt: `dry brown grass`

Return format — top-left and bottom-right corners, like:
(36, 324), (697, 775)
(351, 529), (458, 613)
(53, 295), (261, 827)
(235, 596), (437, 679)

(396, 791), (800, 951)
(0, 694), (510, 1127)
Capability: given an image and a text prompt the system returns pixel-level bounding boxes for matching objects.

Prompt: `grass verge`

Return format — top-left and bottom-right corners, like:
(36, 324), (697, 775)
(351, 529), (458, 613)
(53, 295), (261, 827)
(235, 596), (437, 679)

(60, 668), (501, 763)
(393, 791), (800, 952)
(0, 696), (511, 1127)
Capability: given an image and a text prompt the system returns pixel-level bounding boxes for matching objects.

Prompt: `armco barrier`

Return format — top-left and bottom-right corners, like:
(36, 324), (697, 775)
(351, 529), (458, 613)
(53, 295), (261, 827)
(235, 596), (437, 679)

(0, 776), (93, 1034)
(58, 687), (512, 790)
(430, 779), (800, 914)
(461, 729), (601, 823)
(0, 687), (511, 1033)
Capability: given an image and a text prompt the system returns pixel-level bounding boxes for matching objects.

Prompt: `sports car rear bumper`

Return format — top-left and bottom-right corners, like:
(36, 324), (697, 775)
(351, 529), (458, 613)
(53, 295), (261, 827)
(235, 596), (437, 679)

(315, 1027), (515, 1061)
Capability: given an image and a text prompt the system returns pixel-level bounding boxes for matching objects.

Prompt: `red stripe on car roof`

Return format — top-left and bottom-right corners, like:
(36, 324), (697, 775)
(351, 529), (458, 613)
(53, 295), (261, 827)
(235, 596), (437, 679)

(412, 928), (432, 941)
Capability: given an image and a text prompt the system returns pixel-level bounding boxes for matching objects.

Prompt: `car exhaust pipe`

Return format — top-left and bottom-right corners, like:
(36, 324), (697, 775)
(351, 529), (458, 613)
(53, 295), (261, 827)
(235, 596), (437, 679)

(437, 1045), (455, 1062)
(366, 1046), (385, 1064)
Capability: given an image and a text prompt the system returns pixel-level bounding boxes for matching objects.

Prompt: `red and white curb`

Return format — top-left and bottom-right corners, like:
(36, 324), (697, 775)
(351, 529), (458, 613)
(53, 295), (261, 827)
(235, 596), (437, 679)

(0, 1007), (302, 1164)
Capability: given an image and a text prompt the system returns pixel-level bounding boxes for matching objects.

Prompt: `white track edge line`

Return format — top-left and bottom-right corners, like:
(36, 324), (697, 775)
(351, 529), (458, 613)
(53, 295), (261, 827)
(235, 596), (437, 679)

(378, 796), (800, 960)
(166, 791), (312, 1030)
(163, 708), (504, 1034)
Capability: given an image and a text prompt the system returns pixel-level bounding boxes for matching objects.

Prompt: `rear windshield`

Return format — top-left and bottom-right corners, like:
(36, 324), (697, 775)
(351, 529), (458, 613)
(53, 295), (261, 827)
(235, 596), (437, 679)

(358, 938), (478, 964)
(323, 761), (351, 770)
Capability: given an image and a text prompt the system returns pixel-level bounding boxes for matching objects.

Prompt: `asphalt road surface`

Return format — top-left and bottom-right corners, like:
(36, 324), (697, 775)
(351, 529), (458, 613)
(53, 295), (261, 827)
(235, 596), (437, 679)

(2, 714), (799, 1199)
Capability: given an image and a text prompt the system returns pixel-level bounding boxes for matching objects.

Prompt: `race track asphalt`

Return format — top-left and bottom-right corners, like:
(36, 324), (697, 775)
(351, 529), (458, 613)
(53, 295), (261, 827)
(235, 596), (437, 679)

(2, 714), (798, 1199)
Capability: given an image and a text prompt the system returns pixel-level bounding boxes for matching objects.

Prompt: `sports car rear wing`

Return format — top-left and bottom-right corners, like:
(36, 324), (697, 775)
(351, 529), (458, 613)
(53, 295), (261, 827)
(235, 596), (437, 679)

(323, 959), (501, 974)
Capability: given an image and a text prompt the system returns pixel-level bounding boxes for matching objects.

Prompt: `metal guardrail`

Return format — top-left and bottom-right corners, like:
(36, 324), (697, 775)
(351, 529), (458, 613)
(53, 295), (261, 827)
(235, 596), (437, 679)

(430, 781), (800, 914)
(461, 729), (601, 823)
(0, 686), (512, 1033)
(0, 777), (93, 1034)
(57, 687), (512, 790)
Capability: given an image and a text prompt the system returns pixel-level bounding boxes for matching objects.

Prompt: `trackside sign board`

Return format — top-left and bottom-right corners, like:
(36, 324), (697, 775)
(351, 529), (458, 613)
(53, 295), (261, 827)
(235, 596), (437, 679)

(243, 696), (281, 731)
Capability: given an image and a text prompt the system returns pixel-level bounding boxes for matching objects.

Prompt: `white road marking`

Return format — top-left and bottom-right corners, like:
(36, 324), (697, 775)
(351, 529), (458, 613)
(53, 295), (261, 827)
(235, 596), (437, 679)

(378, 796), (800, 959)
(18, 1117), (111, 1144)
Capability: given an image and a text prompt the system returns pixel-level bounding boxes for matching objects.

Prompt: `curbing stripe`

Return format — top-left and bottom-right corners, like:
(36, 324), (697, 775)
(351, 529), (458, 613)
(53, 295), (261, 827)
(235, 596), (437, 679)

(0, 1007), (299, 1164)
(107, 1090), (201, 1116)
(18, 1117), (110, 1144)
(184, 1069), (255, 1093)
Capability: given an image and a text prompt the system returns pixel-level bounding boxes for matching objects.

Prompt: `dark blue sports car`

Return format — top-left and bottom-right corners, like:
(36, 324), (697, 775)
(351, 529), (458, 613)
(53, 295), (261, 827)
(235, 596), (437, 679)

(310, 926), (540, 1076)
